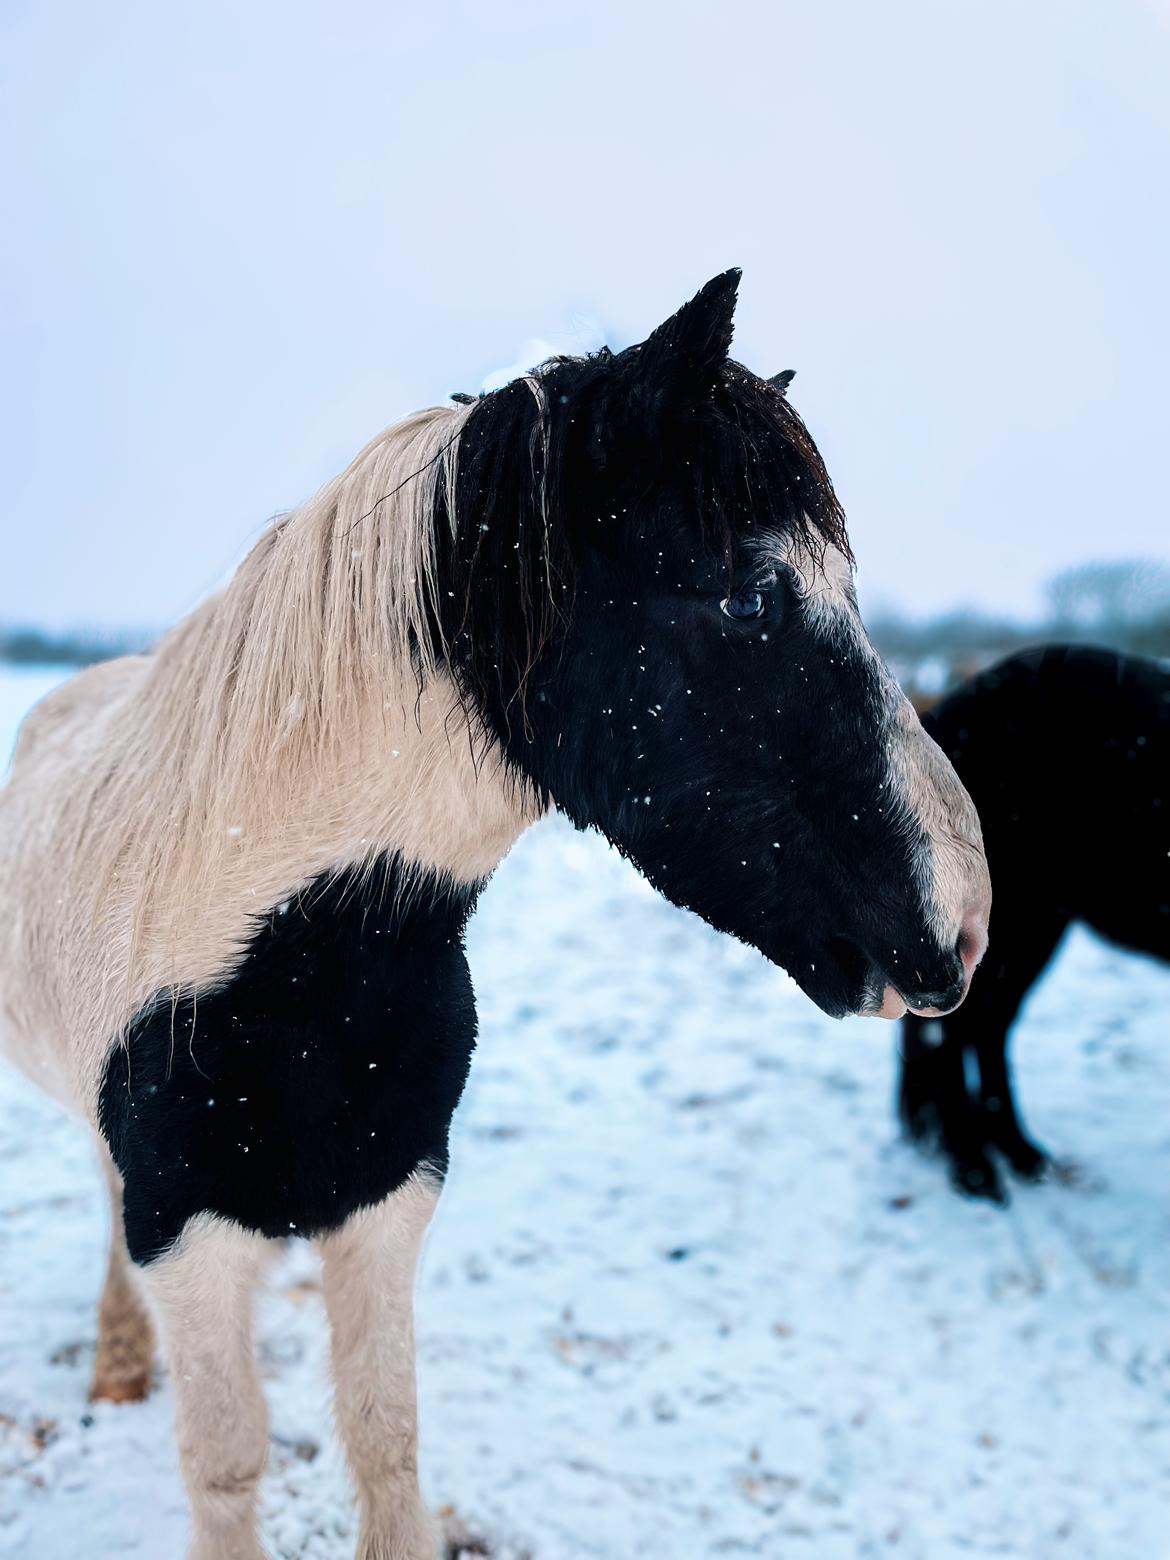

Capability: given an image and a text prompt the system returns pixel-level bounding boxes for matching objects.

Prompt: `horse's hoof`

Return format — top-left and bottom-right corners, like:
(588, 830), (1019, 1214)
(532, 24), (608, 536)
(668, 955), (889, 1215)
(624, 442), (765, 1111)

(985, 1119), (1050, 1181)
(1005, 1143), (1050, 1181)
(88, 1368), (153, 1404)
(950, 1156), (1007, 1205)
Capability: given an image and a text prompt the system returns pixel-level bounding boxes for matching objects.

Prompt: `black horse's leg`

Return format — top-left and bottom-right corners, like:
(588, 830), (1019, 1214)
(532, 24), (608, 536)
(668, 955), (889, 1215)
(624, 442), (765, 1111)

(899, 1015), (1006, 1201)
(971, 913), (1068, 1180)
(899, 910), (1068, 1201)
(899, 1017), (956, 1142)
(975, 1029), (1047, 1179)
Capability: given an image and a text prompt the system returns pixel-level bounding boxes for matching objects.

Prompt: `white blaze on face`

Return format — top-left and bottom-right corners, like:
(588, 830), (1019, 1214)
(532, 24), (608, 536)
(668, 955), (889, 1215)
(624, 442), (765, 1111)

(764, 534), (991, 980)
(886, 696), (990, 954)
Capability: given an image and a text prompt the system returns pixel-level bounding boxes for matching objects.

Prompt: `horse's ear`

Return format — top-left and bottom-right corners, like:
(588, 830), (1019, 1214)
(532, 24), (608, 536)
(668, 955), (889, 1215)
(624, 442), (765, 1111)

(629, 268), (741, 416)
(768, 369), (795, 396)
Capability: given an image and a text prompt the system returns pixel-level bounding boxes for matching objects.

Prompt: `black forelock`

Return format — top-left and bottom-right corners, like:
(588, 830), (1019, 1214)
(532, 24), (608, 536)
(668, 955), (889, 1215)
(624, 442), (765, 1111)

(678, 360), (851, 570)
(435, 348), (850, 732)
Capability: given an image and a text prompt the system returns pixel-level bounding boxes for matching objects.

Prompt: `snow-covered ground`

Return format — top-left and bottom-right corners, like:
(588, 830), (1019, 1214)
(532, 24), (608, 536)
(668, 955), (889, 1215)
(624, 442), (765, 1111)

(2, 664), (1169, 1559)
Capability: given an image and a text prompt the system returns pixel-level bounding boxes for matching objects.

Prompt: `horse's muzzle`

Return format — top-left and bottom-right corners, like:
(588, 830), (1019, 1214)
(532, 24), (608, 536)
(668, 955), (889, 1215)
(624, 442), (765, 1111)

(866, 907), (989, 1022)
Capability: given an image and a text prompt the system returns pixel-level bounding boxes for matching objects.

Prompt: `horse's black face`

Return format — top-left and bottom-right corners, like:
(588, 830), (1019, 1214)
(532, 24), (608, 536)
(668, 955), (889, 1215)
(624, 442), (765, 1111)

(445, 271), (990, 1020)
(529, 535), (896, 1016)
(516, 513), (987, 1020)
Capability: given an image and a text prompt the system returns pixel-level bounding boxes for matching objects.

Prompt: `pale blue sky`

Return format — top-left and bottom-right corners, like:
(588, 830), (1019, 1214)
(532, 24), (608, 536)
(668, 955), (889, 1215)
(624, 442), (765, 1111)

(2, 0), (1168, 631)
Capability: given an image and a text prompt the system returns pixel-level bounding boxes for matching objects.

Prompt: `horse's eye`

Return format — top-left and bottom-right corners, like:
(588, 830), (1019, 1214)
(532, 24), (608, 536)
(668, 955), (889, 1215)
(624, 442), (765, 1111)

(721, 588), (768, 621)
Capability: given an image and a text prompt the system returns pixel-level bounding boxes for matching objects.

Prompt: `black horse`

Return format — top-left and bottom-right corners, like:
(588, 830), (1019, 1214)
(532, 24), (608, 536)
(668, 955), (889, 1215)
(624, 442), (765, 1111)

(899, 643), (1170, 1201)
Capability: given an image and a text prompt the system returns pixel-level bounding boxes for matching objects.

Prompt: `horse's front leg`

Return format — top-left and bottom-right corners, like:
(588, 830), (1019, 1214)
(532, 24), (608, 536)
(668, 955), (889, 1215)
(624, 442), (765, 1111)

(899, 1014), (1006, 1201)
(90, 1142), (156, 1403)
(317, 1170), (442, 1560)
(144, 1216), (274, 1560)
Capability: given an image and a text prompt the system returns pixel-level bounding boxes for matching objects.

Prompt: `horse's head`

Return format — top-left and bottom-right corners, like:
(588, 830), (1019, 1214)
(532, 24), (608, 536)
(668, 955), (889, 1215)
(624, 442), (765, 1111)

(441, 270), (990, 1019)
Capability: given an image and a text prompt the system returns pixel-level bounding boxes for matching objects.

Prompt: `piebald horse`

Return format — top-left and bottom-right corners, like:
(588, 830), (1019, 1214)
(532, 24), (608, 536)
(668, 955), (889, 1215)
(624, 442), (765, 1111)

(0, 272), (989, 1559)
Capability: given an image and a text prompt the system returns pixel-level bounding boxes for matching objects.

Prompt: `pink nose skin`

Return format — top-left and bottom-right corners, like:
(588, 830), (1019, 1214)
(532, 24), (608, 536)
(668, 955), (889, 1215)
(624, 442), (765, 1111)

(871, 985), (908, 1020)
(956, 909), (989, 980)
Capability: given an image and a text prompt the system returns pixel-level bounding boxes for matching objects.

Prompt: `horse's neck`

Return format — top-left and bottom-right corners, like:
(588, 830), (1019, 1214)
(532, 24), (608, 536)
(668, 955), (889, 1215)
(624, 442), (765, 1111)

(292, 672), (536, 885)
(165, 670), (535, 914)
(73, 670), (537, 1052)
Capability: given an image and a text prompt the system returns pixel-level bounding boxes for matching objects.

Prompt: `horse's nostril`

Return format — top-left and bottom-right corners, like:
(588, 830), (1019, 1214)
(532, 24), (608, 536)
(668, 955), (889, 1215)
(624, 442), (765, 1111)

(905, 937), (977, 1018)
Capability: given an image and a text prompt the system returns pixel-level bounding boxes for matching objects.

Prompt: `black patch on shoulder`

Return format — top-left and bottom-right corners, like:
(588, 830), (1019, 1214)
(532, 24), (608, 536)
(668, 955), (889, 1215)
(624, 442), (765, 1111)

(99, 857), (481, 1264)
